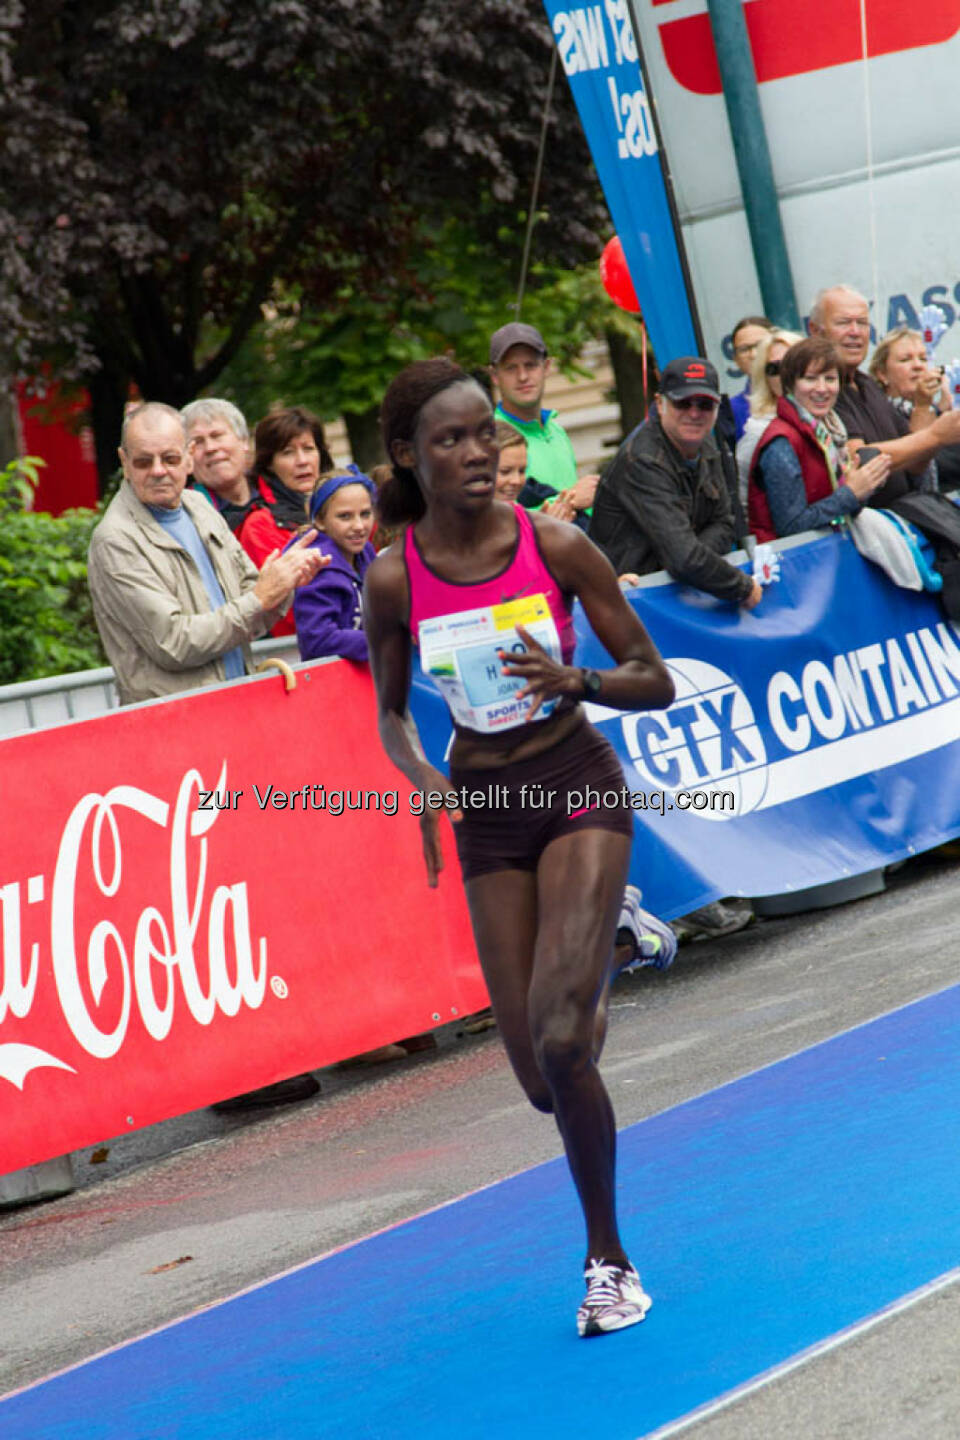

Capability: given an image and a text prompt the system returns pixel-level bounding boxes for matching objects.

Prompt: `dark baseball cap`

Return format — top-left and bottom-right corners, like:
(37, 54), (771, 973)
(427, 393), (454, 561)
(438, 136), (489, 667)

(489, 322), (548, 366)
(659, 356), (720, 402)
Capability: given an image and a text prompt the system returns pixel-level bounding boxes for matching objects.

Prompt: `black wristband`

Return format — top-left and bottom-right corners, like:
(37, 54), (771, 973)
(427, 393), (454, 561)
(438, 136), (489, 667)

(580, 667), (603, 699)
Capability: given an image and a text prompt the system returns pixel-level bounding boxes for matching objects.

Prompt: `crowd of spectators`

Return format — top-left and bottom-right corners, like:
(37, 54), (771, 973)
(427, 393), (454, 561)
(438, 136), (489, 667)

(110, 294), (960, 695)
(78, 290), (960, 1103)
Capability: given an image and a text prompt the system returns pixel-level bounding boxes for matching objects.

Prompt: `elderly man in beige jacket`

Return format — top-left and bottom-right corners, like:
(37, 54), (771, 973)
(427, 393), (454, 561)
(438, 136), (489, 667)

(88, 402), (325, 705)
(87, 401), (329, 1111)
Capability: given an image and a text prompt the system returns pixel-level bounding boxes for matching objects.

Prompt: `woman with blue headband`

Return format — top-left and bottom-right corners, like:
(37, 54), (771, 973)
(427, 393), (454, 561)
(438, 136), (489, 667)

(293, 465), (378, 661)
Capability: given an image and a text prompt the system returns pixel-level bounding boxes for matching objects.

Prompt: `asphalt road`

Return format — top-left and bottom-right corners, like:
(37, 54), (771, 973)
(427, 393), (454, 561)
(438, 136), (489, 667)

(1, 849), (959, 1437)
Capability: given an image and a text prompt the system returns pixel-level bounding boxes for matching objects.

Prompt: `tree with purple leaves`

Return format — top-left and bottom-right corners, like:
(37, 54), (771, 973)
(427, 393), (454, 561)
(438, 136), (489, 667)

(0, 0), (606, 489)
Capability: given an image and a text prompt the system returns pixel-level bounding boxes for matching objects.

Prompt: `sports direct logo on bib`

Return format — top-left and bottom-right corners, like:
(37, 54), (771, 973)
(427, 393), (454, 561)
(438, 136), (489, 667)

(419, 595), (562, 733)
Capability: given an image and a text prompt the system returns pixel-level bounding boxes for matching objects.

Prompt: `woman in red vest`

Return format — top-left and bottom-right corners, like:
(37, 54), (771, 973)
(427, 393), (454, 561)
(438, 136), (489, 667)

(748, 336), (890, 541)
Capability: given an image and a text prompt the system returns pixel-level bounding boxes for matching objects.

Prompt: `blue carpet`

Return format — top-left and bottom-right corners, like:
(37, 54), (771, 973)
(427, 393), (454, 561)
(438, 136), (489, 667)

(4, 986), (960, 1440)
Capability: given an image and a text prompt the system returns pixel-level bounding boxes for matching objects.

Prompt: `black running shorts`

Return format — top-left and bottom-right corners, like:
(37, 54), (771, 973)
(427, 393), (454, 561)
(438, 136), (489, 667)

(449, 720), (634, 882)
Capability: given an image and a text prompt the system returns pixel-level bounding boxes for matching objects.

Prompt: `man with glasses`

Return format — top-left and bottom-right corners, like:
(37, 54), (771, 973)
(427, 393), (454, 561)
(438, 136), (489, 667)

(86, 401), (332, 1113)
(88, 402), (325, 706)
(728, 314), (774, 442)
(589, 358), (762, 608)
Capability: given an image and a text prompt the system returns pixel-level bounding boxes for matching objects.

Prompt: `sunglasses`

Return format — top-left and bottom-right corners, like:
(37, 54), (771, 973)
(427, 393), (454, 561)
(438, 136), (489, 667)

(670, 396), (717, 413)
(765, 361), (781, 377)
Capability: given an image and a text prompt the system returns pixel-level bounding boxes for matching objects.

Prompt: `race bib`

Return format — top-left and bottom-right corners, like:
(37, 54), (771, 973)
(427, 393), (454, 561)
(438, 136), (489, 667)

(418, 595), (563, 733)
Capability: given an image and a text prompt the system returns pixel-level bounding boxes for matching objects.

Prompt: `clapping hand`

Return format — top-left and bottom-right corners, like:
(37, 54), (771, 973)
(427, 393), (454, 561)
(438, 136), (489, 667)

(848, 450), (892, 501)
(541, 491), (577, 523)
(568, 473), (600, 510)
(254, 531), (330, 609)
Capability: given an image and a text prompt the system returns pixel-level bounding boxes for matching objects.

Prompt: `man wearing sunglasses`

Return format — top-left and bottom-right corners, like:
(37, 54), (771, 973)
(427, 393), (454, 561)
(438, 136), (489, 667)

(590, 357), (762, 608)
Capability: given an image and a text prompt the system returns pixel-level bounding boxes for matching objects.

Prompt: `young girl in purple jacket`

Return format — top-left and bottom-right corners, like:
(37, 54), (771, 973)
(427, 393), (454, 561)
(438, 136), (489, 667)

(293, 466), (378, 661)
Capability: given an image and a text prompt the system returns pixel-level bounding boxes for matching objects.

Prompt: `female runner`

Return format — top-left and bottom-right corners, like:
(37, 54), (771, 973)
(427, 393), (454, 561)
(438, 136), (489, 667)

(364, 359), (675, 1337)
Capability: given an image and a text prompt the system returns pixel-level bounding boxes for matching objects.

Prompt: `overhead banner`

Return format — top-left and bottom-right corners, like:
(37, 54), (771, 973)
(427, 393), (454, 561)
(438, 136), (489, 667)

(410, 530), (960, 917)
(542, 0), (699, 361)
(0, 663), (485, 1175)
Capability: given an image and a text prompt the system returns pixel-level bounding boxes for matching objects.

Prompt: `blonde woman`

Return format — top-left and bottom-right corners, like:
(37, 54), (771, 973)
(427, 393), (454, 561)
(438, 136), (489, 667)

(868, 327), (952, 421)
(736, 328), (804, 505)
(870, 328), (960, 492)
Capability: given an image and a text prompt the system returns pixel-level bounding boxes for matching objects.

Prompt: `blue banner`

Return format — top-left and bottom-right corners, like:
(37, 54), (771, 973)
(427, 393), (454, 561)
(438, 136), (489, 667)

(410, 531), (960, 918)
(542, 0), (698, 362)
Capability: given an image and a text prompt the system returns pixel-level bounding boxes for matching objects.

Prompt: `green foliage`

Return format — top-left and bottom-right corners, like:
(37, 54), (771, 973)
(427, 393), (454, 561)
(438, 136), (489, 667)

(0, 1), (606, 480)
(216, 216), (641, 425)
(0, 458), (105, 685)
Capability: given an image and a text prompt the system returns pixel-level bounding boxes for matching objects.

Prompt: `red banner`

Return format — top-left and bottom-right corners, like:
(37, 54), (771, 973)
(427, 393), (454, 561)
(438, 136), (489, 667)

(653, 0), (960, 96)
(1, 663), (486, 1174)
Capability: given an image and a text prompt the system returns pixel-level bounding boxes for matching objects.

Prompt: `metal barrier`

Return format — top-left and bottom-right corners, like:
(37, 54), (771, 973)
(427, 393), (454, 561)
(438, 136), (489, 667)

(0, 537), (818, 738)
(0, 635), (301, 737)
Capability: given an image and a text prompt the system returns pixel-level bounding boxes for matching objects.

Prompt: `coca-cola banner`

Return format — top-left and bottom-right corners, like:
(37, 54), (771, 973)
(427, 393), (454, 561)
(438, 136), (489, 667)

(1, 663), (485, 1175)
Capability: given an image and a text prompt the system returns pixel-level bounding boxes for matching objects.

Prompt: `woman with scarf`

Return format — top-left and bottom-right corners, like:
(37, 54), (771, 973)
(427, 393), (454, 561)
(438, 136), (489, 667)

(748, 337), (891, 542)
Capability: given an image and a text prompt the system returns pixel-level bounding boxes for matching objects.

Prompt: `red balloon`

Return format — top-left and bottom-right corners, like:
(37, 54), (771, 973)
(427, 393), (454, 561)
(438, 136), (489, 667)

(600, 236), (640, 314)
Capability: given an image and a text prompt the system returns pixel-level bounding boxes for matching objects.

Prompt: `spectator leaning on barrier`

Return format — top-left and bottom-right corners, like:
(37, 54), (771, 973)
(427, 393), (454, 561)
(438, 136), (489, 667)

(293, 466), (378, 662)
(232, 406), (335, 636)
(494, 421), (530, 503)
(239, 406), (335, 567)
(735, 328), (805, 505)
(868, 327), (960, 493)
(747, 337), (891, 542)
(493, 419), (596, 529)
(589, 358), (762, 610)
(181, 398), (257, 532)
(87, 401), (328, 1110)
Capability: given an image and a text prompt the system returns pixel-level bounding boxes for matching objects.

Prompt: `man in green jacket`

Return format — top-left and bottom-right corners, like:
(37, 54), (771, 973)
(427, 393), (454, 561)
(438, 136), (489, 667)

(489, 322), (597, 515)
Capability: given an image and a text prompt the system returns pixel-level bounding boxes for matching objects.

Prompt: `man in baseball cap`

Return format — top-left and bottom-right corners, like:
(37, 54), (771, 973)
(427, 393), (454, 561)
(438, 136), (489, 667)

(489, 321), (595, 508)
(589, 354), (761, 610)
(658, 356), (722, 403)
(489, 322), (548, 367)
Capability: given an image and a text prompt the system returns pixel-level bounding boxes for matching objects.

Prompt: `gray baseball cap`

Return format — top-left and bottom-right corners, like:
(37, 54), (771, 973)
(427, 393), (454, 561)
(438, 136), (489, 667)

(489, 323), (548, 366)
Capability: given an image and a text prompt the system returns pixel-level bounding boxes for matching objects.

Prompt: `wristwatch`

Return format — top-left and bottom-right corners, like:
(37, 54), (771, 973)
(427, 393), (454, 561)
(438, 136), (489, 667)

(580, 668), (603, 699)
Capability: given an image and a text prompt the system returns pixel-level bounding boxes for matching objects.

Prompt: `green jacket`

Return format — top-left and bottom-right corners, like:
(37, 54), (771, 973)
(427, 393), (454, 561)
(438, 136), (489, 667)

(494, 405), (578, 495)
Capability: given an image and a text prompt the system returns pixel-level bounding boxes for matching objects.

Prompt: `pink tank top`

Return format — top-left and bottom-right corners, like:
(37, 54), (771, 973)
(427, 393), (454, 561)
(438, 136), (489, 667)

(404, 504), (576, 664)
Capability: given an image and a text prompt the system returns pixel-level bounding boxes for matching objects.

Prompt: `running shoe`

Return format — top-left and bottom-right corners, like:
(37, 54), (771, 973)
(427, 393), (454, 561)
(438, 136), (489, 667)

(616, 885), (678, 973)
(577, 1257), (652, 1337)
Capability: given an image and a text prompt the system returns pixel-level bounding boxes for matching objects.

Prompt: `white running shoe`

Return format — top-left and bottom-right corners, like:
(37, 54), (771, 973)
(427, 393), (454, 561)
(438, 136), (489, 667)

(617, 885), (678, 973)
(577, 1257), (652, 1337)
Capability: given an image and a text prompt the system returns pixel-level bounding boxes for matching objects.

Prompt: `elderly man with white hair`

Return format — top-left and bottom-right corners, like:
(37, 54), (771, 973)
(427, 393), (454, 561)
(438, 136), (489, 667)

(88, 401), (326, 706)
(809, 284), (960, 502)
(181, 396), (257, 529)
(88, 400), (330, 1111)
